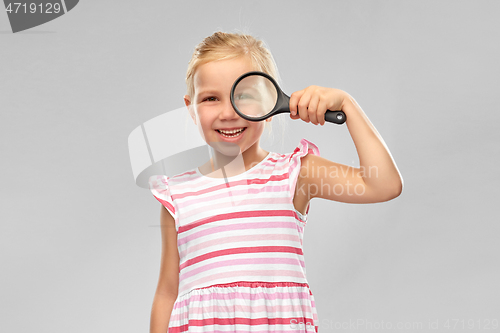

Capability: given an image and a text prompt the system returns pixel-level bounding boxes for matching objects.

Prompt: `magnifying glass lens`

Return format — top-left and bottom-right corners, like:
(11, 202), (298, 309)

(233, 75), (278, 118)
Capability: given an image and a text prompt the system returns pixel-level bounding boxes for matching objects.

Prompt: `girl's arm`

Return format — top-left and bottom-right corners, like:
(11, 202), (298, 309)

(150, 206), (179, 333)
(290, 86), (403, 204)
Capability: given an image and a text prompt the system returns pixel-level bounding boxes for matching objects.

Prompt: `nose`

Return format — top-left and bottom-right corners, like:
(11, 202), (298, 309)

(218, 97), (241, 120)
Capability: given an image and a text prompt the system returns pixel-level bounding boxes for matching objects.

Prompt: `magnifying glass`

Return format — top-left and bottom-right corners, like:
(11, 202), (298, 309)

(230, 71), (346, 124)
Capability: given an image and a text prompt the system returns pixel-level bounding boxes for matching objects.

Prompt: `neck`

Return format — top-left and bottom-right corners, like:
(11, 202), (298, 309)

(204, 142), (268, 178)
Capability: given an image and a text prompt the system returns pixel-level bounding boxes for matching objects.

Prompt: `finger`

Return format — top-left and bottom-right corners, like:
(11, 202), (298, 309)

(289, 89), (305, 116)
(297, 89), (312, 123)
(317, 99), (328, 126)
(308, 94), (320, 125)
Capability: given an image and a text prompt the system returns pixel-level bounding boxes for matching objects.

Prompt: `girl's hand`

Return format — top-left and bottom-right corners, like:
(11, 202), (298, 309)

(289, 86), (348, 126)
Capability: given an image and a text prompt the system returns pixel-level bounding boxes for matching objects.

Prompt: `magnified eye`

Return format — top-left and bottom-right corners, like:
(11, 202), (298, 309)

(234, 93), (254, 100)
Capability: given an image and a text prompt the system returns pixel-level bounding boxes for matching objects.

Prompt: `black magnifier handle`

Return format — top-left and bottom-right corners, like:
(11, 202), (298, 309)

(324, 110), (346, 124)
(279, 92), (346, 125)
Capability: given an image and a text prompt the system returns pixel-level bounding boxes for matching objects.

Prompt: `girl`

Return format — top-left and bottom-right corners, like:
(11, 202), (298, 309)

(149, 31), (403, 333)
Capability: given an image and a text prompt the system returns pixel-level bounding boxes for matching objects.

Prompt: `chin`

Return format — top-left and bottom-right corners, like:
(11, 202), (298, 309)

(209, 141), (242, 156)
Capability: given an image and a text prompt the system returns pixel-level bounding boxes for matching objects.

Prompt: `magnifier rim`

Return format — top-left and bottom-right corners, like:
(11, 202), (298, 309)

(230, 71), (280, 122)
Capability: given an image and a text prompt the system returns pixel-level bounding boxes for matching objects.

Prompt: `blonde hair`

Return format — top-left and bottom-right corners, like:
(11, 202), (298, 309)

(186, 31), (286, 141)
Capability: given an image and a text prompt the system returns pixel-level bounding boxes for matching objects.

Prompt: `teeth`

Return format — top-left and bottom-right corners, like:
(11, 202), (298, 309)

(218, 128), (245, 138)
(218, 128), (244, 134)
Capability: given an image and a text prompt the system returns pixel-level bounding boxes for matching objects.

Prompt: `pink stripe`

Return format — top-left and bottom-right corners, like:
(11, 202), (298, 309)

(180, 233), (300, 257)
(175, 289), (312, 308)
(168, 170), (198, 184)
(172, 163), (290, 194)
(169, 325), (318, 333)
(177, 184), (290, 210)
(180, 257), (306, 279)
(168, 316), (316, 332)
(178, 220), (302, 246)
(170, 303), (314, 319)
(172, 168), (278, 194)
(195, 280), (308, 289)
(179, 246), (303, 271)
(180, 270), (306, 295)
(173, 173), (289, 201)
(179, 209), (296, 234)
(175, 189), (291, 221)
(176, 291), (313, 310)
(170, 329), (317, 333)
(151, 195), (175, 216)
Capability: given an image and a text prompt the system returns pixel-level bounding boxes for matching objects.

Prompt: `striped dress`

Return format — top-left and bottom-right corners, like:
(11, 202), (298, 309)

(149, 138), (320, 332)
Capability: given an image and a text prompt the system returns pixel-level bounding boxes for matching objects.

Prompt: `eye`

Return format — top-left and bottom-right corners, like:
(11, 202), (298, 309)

(203, 96), (218, 102)
(235, 93), (254, 100)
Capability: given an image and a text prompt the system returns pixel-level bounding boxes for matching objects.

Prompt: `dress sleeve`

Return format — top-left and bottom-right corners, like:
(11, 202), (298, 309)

(148, 175), (178, 229)
(288, 138), (321, 213)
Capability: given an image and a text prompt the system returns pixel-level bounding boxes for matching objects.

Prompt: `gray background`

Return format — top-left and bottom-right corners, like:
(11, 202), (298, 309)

(1, 1), (499, 332)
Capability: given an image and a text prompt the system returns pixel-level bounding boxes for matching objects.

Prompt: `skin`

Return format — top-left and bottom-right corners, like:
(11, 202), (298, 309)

(289, 86), (403, 213)
(149, 206), (179, 333)
(184, 56), (273, 178)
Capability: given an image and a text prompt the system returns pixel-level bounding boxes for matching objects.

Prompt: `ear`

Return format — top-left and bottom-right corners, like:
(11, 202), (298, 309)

(184, 95), (196, 125)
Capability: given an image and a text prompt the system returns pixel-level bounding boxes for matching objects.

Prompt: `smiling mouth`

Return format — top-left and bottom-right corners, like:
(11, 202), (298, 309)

(216, 127), (246, 137)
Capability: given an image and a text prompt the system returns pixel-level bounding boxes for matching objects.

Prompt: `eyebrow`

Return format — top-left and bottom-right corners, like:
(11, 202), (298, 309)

(197, 88), (221, 95)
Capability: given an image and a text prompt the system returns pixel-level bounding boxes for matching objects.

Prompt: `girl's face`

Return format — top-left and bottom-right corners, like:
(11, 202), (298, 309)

(184, 56), (271, 157)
